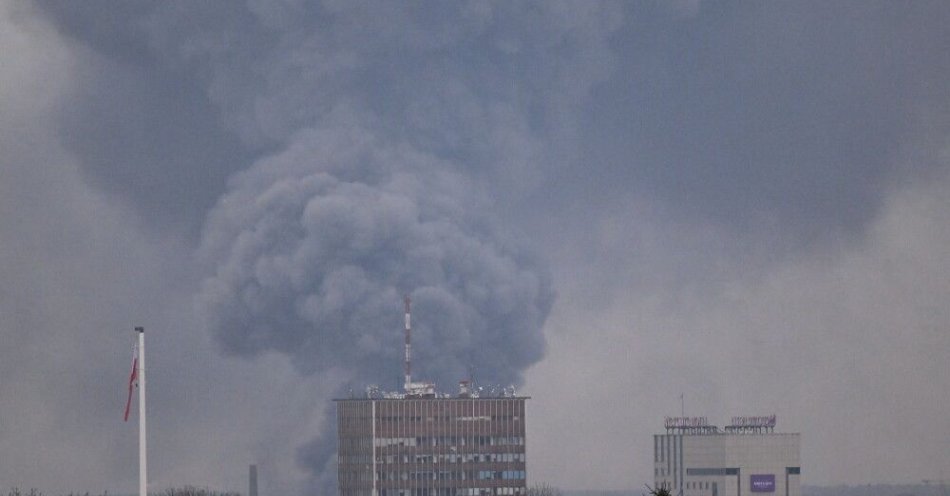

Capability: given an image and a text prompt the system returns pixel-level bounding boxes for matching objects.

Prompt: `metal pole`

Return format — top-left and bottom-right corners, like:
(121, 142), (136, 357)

(136, 327), (147, 496)
(371, 400), (377, 496)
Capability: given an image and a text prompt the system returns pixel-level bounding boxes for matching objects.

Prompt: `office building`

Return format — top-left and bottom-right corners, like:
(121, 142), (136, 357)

(337, 392), (527, 496)
(337, 297), (528, 496)
(654, 416), (800, 496)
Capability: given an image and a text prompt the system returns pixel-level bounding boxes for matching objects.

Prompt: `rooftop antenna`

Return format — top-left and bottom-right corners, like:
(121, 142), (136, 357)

(399, 295), (435, 397)
(404, 295), (411, 393)
(468, 364), (477, 388)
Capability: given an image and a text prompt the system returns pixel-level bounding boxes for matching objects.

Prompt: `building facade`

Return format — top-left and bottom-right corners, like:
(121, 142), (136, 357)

(654, 417), (800, 496)
(337, 396), (528, 496)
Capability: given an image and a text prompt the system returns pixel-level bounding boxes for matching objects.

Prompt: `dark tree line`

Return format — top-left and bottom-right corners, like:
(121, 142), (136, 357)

(7, 487), (239, 496)
(530, 483), (670, 496)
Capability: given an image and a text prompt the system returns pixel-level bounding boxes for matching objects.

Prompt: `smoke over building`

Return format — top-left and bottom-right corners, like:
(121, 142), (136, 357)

(197, 124), (553, 493)
(336, 300), (528, 496)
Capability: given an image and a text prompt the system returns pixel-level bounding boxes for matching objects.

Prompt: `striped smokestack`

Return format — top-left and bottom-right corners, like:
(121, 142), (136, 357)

(403, 295), (411, 392)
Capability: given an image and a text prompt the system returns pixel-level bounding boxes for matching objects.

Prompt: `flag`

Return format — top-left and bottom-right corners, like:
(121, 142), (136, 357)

(124, 343), (138, 421)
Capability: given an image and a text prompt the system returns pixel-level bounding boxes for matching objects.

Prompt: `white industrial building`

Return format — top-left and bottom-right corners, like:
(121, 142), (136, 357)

(654, 416), (800, 496)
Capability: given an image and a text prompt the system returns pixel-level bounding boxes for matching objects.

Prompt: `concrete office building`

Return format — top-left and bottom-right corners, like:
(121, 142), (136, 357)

(337, 297), (527, 496)
(337, 393), (527, 496)
(654, 416), (800, 496)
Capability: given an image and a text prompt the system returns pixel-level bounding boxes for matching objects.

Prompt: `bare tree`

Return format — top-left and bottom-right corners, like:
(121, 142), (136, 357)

(645, 485), (672, 496)
(158, 487), (240, 496)
(527, 483), (564, 496)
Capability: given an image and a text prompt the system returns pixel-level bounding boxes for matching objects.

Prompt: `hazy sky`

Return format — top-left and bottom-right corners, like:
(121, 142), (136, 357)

(2, 1), (949, 494)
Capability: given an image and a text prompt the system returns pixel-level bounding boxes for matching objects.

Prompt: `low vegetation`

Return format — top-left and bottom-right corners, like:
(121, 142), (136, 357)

(6, 487), (239, 496)
(644, 486), (671, 496)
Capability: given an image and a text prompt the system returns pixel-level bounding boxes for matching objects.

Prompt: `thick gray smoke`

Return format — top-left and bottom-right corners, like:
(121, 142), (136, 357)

(179, 5), (617, 489)
(16, 1), (950, 492)
(199, 124), (553, 383)
(34, 2), (619, 492)
(197, 123), (554, 490)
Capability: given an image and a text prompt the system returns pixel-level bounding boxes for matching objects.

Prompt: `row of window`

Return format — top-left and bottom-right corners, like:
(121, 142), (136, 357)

(685, 468), (738, 476)
(374, 436), (526, 448)
(478, 471), (525, 481)
(661, 468), (799, 480)
(495, 488), (523, 495)
(378, 471), (460, 481)
(685, 468), (799, 476)
(341, 470), (374, 482)
(369, 453), (526, 464)
(377, 487), (526, 496)
(654, 481), (718, 495)
(371, 415), (521, 423)
(341, 454), (373, 465)
(372, 470), (526, 481)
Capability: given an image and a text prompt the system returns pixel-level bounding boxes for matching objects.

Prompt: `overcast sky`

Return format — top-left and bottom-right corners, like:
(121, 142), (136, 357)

(2, 1), (949, 494)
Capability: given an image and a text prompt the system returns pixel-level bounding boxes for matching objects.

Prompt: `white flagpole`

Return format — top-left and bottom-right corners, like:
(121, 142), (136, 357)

(136, 326), (147, 496)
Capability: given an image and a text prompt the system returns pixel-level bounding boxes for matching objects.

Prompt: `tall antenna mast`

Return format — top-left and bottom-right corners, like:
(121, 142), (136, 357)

(136, 326), (147, 496)
(404, 295), (411, 393)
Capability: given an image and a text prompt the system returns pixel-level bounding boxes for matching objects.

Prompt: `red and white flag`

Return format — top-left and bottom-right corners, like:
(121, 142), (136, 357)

(124, 343), (138, 421)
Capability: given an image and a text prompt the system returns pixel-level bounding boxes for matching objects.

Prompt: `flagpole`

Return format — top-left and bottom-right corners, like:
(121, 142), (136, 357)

(136, 326), (147, 496)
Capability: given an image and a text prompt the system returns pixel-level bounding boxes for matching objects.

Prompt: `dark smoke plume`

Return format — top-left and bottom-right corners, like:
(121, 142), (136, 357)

(34, 2), (619, 492)
(197, 123), (554, 491)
